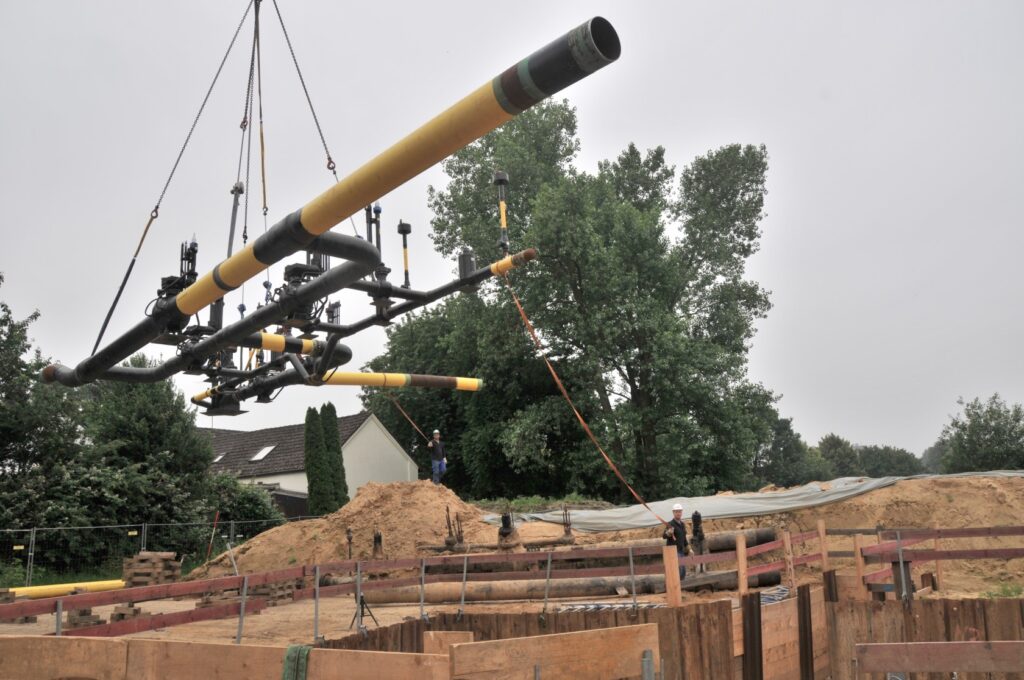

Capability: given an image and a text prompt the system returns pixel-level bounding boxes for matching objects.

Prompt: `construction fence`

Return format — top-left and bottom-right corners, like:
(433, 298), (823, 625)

(0, 516), (321, 588)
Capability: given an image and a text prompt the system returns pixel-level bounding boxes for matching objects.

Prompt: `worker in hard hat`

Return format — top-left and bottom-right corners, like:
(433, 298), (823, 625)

(427, 429), (448, 484)
(663, 503), (690, 581)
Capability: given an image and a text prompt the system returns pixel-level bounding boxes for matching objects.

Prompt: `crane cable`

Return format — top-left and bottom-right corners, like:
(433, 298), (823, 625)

(270, 0), (359, 237)
(500, 275), (668, 526)
(91, 1), (256, 355)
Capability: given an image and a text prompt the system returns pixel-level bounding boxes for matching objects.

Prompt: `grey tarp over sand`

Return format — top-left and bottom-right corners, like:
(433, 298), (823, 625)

(485, 471), (1024, 531)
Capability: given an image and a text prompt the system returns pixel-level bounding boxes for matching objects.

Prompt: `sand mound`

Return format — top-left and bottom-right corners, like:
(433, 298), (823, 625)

(193, 475), (1024, 595)
(192, 481), (498, 578)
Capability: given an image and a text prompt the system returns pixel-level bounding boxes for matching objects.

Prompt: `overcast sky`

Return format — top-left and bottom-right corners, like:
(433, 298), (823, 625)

(1, 1), (1021, 455)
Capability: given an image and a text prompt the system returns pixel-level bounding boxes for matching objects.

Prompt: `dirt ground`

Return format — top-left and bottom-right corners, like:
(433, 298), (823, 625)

(4, 475), (1020, 645)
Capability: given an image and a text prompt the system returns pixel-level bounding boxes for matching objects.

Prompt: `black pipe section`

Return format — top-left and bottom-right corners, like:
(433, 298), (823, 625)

(45, 236), (377, 386)
(315, 248), (538, 339)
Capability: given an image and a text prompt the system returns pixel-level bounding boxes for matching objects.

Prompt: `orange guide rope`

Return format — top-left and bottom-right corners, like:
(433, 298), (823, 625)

(501, 275), (668, 526)
(386, 392), (430, 443)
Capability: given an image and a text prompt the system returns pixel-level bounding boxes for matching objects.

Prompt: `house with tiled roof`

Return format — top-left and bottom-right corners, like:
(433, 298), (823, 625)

(200, 411), (416, 517)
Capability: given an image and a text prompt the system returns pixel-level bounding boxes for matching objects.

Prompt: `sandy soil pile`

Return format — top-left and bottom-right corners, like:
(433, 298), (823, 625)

(193, 480), (531, 578)
(194, 475), (1023, 594)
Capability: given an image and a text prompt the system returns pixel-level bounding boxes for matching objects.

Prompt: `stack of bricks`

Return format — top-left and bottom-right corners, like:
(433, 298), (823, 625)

(250, 580), (297, 607)
(122, 551), (181, 588)
(109, 604), (145, 622)
(0, 588), (36, 624)
(65, 606), (102, 629)
(195, 588), (241, 609)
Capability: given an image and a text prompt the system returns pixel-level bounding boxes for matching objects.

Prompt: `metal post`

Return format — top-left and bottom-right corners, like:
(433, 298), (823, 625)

(234, 575), (249, 645)
(140, 523), (148, 552)
(313, 565), (321, 643)
(533, 664), (541, 680)
(628, 546), (638, 613)
(355, 562), (363, 631)
(457, 555), (468, 621)
(25, 528), (36, 587)
(419, 559), (427, 622)
(225, 541), (239, 576)
(540, 552), (553, 623)
(229, 520), (236, 545)
(641, 649), (655, 680)
(895, 530), (911, 602)
(55, 599), (62, 636)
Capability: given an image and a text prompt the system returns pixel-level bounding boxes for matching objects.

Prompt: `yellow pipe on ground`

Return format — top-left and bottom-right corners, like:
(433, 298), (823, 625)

(11, 579), (124, 599)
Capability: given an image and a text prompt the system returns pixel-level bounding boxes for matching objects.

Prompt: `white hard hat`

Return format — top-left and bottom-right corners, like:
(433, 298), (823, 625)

(433, 429), (440, 434)
(672, 503), (683, 511)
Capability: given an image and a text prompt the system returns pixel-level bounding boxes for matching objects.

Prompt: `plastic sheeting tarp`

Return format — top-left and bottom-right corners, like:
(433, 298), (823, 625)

(485, 471), (1024, 532)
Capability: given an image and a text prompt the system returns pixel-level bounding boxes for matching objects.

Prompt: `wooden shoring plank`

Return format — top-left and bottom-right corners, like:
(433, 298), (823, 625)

(790, 530), (822, 544)
(649, 607), (683, 680)
(703, 600), (736, 678)
(740, 592), (763, 680)
(797, 585), (814, 680)
(125, 639), (284, 680)
(862, 567), (892, 584)
(308, 648), (449, 680)
(62, 599), (267, 637)
(859, 537), (930, 556)
(748, 560), (786, 577)
(449, 623), (660, 680)
(852, 535), (868, 600)
(782, 532), (796, 589)
(678, 604), (704, 680)
(906, 598), (946, 680)
(983, 596), (1024, 641)
(877, 525), (1024, 540)
(746, 539), (784, 557)
(856, 641), (1024, 673)
(792, 553), (822, 568)
(870, 547), (1024, 562)
(664, 545), (683, 607)
(0, 636), (128, 680)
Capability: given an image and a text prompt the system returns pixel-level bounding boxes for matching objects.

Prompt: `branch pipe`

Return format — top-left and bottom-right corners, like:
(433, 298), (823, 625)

(45, 18), (618, 388)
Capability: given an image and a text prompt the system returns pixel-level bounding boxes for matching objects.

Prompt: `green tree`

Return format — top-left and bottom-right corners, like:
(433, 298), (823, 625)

(80, 354), (214, 520)
(320, 402), (349, 507)
(303, 407), (334, 515)
(858, 445), (924, 477)
(756, 417), (824, 487)
(203, 473), (284, 537)
(941, 395), (1024, 472)
(817, 434), (864, 477)
(368, 102), (777, 500)
(920, 440), (948, 473)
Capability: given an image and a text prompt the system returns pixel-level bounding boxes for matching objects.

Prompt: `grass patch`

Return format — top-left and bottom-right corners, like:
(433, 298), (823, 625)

(984, 582), (1024, 598)
(474, 493), (615, 514)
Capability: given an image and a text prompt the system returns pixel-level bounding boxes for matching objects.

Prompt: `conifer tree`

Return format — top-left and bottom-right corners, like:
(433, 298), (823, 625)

(303, 407), (334, 515)
(320, 402), (349, 507)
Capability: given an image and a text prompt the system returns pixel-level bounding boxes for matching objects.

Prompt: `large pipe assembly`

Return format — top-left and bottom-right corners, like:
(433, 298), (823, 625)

(41, 17), (621, 414)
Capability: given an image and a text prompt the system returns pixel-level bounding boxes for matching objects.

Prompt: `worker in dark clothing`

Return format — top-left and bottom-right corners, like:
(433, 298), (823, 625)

(662, 503), (690, 581)
(427, 429), (447, 484)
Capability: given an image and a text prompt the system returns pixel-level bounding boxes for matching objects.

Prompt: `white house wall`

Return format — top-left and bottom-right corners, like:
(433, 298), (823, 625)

(341, 416), (417, 493)
(238, 415), (416, 496)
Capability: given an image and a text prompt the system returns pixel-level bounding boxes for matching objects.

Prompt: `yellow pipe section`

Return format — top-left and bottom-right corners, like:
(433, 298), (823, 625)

(323, 372), (483, 391)
(12, 579), (124, 599)
(301, 84), (513, 235)
(175, 84), (513, 318)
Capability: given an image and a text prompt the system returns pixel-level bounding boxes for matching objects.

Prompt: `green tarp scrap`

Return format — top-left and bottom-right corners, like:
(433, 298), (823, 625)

(281, 644), (311, 680)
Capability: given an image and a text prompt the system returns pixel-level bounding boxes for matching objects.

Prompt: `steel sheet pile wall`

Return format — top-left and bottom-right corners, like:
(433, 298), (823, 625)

(827, 598), (1024, 680)
(327, 602), (734, 679)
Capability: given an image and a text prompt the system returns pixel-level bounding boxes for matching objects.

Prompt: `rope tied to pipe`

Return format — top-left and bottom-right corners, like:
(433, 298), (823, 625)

(501, 275), (667, 527)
